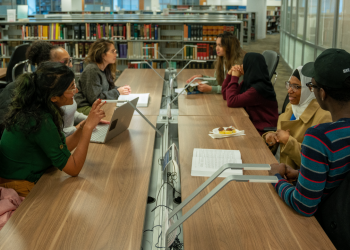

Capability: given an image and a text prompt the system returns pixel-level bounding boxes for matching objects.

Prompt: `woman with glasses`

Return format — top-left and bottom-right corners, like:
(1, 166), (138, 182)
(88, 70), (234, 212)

(75, 39), (131, 115)
(0, 62), (106, 197)
(185, 32), (246, 93)
(222, 53), (278, 135)
(0, 41), (89, 138)
(262, 66), (331, 169)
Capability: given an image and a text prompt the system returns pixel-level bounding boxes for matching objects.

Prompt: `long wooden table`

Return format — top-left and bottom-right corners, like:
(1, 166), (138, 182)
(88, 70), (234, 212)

(0, 104), (157, 248)
(176, 69), (248, 117)
(178, 115), (335, 249)
(116, 68), (164, 116)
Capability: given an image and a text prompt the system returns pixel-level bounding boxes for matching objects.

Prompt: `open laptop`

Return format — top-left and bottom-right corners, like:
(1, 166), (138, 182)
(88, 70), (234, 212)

(90, 97), (139, 143)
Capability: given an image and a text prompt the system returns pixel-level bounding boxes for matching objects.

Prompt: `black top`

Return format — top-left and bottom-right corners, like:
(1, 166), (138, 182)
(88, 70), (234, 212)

(240, 53), (277, 102)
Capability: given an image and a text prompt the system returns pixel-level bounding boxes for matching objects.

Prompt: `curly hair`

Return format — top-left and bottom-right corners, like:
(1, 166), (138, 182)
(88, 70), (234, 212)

(214, 32), (246, 86)
(85, 39), (116, 89)
(25, 41), (60, 65)
(4, 62), (75, 137)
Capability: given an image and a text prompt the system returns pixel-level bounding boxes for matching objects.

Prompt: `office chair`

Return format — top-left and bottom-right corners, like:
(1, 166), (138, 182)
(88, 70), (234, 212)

(0, 43), (30, 87)
(262, 50), (279, 86)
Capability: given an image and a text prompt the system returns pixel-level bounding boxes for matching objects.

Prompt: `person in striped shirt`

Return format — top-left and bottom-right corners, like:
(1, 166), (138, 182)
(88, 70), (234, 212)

(268, 48), (350, 217)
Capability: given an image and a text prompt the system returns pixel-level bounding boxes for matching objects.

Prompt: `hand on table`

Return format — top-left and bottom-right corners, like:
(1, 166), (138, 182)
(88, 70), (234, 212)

(118, 85), (131, 95)
(265, 132), (278, 147)
(197, 83), (212, 93)
(99, 119), (110, 124)
(269, 163), (299, 183)
(276, 129), (290, 145)
(186, 74), (203, 83)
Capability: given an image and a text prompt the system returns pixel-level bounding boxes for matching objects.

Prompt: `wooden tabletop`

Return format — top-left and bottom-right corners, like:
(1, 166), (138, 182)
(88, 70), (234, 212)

(178, 115), (335, 249)
(0, 68), (6, 79)
(115, 68), (164, 116)
(176, 69), (248, 117)
(0, 103), (157, 250)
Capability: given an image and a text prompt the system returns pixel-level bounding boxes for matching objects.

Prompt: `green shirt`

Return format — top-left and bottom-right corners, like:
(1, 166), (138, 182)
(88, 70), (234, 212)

(0, 114), (71, 183)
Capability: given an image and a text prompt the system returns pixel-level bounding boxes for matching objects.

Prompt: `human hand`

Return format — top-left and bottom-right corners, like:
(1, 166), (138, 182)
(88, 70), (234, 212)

(118, 85), (131, 95)
(269, 163), (287, 177)
(197, 83), (212, 93)
(99, 119), (110, 124)
(231, 65), (243, 77)
(276, 129), (290, 145)
(75, 120), (86, 130)
(285, 165), (299, 183)
(265, 132), (278, 147)
(85, 99), (106, 130)
(186, 74), (203, 83)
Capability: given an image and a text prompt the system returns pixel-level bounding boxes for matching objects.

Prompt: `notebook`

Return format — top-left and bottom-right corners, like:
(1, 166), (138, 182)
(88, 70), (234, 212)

(116, 93), (150, 107)
(191, 148), (243, 178)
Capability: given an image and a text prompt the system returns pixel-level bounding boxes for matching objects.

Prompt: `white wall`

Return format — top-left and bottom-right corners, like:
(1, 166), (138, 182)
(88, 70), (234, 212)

(267, 0), (281, 6)
(247, 0), (267, 39)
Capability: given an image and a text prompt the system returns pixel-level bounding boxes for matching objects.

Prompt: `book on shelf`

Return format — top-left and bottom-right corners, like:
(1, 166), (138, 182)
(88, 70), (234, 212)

(184, 25), (239, 41)
(191, 148), (243, 178)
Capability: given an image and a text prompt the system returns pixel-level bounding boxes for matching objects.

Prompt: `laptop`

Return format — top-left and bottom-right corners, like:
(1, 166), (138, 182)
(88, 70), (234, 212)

(90, 97), (139, 143)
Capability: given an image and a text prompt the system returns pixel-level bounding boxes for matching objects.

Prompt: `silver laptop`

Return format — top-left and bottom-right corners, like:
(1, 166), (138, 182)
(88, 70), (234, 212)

(90, 97), (139, 143)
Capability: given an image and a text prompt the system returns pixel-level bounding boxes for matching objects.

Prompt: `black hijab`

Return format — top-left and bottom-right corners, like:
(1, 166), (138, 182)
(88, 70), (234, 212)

(240, 53), (277, 102)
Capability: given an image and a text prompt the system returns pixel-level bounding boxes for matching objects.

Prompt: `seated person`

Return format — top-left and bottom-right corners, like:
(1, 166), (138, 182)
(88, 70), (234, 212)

(262, 66), (332, 169)
(75, 39), (131, 115)
(186, 31), (245, 94)
(269, 49), (350, 248)
(222, 52), (278, 135)
(0, 62), (106, 197)
(0, 41), (95, 138)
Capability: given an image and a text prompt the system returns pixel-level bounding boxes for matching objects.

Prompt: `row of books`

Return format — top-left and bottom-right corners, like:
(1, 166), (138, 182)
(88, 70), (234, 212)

(184, 44), (217, 60)
(126, 42), (160, 59)
(0, 41), (21, 57)
(267, 11), (280, 16)
(183, 25), (239, 41)
(19, 23), (164, 41)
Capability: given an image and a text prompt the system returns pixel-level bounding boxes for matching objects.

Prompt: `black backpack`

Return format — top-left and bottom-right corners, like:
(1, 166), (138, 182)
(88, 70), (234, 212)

(315, 171), (350, 249)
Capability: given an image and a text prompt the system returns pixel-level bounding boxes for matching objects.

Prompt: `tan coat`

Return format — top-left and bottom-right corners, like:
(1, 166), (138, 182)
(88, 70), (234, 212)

(262, 99), (332, 169)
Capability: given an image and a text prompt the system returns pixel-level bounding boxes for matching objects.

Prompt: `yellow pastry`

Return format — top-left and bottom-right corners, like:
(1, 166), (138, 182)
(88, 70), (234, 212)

(225, 128), (233, 134)
(218, 127), (225, 134)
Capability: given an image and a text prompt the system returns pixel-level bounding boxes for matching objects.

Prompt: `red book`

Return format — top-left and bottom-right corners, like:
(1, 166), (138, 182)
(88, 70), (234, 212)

(123, 25), (126, 39)
(97, 24), (101, 39)
(206, 44), (210, 60)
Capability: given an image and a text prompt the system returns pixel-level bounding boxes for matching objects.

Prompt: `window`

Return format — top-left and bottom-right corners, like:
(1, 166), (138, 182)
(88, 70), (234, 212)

(297, 0), (305, 38)
(115, 0), (139, 10)
(318, 0), (336, 48)
(305, 0), (318, 43)
(337, 0), (350, 51)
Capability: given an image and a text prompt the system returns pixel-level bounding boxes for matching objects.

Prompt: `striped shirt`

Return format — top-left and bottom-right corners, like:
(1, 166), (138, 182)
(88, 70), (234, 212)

(273, 118), (350, 217)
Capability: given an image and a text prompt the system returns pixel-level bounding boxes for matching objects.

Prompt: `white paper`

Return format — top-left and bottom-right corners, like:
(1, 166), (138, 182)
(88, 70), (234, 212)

(191, 149), (243, 177)
(116, 93), (150, 107)
(105, 6), (110, 11)
(7, 9), (16, 22)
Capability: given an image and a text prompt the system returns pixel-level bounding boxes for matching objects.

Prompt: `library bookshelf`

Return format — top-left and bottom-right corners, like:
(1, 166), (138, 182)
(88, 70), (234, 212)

(0, 15), (243, 76)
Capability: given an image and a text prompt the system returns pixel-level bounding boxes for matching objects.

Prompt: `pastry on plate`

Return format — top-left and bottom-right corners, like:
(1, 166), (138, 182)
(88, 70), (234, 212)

(218, 127), (225, 134)
(225, 127), (233, 134)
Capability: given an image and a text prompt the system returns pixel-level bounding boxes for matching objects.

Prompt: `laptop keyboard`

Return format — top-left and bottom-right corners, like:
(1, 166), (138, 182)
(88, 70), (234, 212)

(91, 124), (109, 142)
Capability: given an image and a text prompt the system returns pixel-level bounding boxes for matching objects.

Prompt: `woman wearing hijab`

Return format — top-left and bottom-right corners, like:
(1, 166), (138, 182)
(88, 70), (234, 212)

(262, 66), (332, 169)
(222, 52), (278, 135)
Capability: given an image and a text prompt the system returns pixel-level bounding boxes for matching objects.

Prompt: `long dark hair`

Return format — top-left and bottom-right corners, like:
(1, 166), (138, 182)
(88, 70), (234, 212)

(215, 31), (246, 86)
(85, 39), (116, 89)
(4, 62), (75, 136)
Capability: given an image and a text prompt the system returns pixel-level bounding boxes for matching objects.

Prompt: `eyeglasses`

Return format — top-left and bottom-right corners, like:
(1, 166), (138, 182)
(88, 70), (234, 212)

(110, 49), (117, 54)
(65, 82), (77, 94)
(306, 82), (319, 92)
(60, 57), (73, 66)
(285, 81), (302, 92)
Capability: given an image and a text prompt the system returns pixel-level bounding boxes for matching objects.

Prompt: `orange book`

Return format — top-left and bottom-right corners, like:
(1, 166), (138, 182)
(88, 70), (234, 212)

(184, 25), (188, 41)
(208, 26), (213, 41)
(203, 26), (207, 41)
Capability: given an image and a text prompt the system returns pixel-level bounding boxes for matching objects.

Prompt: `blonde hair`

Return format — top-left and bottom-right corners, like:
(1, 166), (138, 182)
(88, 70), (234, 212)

(215, 32), (246, 86)
(85, 39), (117, 89)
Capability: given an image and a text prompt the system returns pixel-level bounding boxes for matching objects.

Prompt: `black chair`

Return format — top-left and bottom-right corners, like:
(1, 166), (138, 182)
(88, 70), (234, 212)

(262, 50), (279, 86)
(0, 43), (30, 87)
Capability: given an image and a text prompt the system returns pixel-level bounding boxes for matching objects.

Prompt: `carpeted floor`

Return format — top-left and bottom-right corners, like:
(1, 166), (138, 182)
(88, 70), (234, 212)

(243, 33), (293, 113)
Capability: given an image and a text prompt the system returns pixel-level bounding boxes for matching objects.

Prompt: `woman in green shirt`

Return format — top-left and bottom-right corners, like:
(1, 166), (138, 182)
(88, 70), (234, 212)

(0, 62), (106, 197)
(186, 31), (246, 94)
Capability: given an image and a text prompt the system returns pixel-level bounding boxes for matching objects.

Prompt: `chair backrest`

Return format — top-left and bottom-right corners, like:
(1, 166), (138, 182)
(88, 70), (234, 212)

(262, 50), (279, 82)
(281, 93), (290, 114)
(6, 43), (30, 83)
